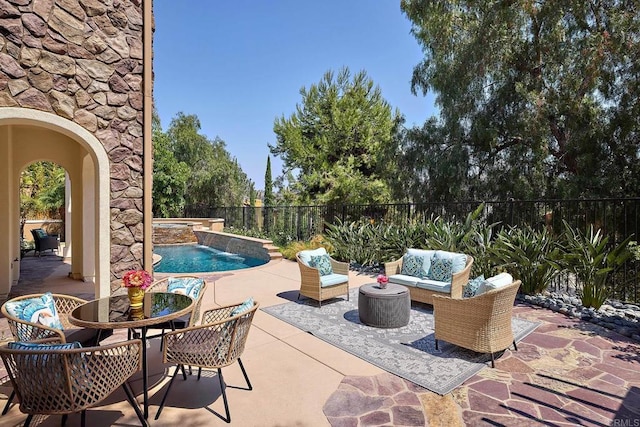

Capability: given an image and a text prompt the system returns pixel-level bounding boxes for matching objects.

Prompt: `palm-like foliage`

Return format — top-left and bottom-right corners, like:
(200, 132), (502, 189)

(561, 221), (632, 309)
(490, 225), (562, 295)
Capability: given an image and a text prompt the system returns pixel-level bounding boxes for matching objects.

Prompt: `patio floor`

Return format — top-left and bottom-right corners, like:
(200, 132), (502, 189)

(1, 253), (639, 426)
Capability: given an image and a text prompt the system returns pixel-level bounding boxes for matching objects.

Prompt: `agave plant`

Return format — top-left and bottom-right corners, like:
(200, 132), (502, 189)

(560, 220), (632, 309)
(490, 225), (562, 295)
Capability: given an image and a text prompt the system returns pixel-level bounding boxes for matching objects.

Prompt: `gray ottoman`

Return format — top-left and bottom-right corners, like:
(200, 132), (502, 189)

(358, 283), (410, 328)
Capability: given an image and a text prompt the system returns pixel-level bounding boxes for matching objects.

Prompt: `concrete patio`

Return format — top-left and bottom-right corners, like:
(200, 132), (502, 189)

(1, 253), (639, 426)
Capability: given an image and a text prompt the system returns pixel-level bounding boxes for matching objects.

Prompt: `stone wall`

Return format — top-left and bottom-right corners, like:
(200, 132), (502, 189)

(0, 0), (146, 292)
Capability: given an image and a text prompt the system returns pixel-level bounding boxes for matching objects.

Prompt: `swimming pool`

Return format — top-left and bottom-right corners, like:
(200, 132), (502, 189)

(153, 244), (268, 273)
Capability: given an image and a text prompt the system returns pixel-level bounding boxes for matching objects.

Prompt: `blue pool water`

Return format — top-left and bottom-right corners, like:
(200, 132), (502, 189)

(154, 244), (267, 273)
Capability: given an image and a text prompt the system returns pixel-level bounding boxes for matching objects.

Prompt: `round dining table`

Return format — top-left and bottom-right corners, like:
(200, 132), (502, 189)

(68, 292), (194, 419)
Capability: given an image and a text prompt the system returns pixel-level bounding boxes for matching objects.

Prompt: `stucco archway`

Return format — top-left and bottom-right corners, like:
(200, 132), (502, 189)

(0, 107), (110, 300)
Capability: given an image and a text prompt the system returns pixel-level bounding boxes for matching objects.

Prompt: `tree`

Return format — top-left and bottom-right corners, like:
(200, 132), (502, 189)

(270, 67), (403, 205)
(400, 0), (640, 200)
(264, 156), (273, 207)
(165, 112), (250, 208)
(152, 110), (190, 217)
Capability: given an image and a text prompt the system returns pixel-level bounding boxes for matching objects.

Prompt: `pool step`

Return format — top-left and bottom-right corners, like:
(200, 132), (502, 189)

(264, 244), (283, 260)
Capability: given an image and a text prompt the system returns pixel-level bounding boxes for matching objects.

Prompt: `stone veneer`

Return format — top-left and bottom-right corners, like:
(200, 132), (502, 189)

(194, 230), (277, 262)
(0, 0), (145, 292)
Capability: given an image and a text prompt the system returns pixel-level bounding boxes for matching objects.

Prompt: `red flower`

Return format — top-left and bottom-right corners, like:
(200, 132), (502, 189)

(377, 274), (389, 285)
(122, 270), (153, 290)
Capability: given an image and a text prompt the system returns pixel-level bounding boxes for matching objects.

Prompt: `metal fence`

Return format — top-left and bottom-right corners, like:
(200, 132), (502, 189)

(185, 198), (640, 302)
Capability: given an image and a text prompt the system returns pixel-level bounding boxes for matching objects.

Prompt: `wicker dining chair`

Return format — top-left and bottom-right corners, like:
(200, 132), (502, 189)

(143, 276), (208, 346)
(0, 338), (146, 427)
(432, 280), (521, 367)
(155, 300), (259, 423)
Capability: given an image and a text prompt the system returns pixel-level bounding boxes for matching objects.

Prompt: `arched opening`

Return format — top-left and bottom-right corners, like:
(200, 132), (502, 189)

(0, 108), (110, 301)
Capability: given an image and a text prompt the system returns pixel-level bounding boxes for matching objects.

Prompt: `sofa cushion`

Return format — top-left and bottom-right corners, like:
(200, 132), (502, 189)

(388, 274), (419, 287)
(477, 273), (514, 295)
(401, 254), (426, 278)
(463, 275), (486, 298)
(320, 273), (348, 288)
(298, 248), (327, 266)
(310, 254), (333, 276)
(415, 279), (451, 293)
(434, 251), (468, 274)
(427, 257), (453, 281)
(406, 249), (436, 273)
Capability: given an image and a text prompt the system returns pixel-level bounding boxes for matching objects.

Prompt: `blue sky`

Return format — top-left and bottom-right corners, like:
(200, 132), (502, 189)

(153, 1), (436, 190)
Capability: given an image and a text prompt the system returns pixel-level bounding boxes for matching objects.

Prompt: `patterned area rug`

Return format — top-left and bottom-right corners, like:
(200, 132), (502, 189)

(263, 288), (539, 395)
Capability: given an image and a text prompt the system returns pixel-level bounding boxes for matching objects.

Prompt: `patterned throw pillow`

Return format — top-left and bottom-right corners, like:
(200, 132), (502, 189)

(463, 275), (485, 298)
(230, 297), (254, 317)
(309, 254), (333, 276)
(7, 341), (82, 351)
(4, 292), (65, 332)
(427, 257), (453, 282)
(401, 254), (425, 277)
(167, 277), (204, 299)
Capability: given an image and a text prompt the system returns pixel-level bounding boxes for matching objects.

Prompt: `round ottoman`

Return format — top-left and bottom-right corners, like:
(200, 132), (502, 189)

(358, 283), (411, 328)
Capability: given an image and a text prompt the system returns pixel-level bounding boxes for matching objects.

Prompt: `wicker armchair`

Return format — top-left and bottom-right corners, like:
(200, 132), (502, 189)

(296, 251), (349, 307)
(432, 280), (521, 367)
(155, 300), (259, 423)
(144, 276), (208, 343)
(30, 228), (59, 257)
(0, 339), (146, 427)
(1, 293), (111, 345)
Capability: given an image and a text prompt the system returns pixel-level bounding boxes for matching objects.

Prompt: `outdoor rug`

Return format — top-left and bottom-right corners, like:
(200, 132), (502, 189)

(262, 288), (539, 395)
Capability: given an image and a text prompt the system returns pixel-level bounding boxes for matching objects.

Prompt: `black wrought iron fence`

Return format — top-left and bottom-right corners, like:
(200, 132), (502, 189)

(184, 198), (640, 302)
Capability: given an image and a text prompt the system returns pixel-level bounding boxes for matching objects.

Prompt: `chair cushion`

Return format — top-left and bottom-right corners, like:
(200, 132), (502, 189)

(415, 279), (451, 293)
(477, 273), (513, 294)
(167, 277), (205, 299)
(434, 251), (468, 274)
(309, 254), (333, 276)
(230, 297), (254, 316)
(406, 249), (436, 273)
(298, 248), (327, 266)
(401, 254), (426, 278)
(319, 273), (348, 287)
(463, 275), (486, 298)
(7, 341), (81, 350)
(427, 257), (453, 282)
(4, 292), (65, 331)
(388, 274), (419, 287)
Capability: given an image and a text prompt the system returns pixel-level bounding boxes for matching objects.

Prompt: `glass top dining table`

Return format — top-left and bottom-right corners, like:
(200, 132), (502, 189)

(68, 292), (194, 420)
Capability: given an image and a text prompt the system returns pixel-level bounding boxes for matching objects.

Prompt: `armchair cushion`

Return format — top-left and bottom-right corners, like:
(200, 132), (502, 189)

(298, 247), (327, 266)
(427, 257), (453, 282)
(310, 254), (333, 276)
(167, 277), (204, 299)
(477, 273), (513, 294)
(320, 273), (348, 287)
(401, 254), (426, 278)
(463, 275), (486, 298)
(4, 292), (64, 331)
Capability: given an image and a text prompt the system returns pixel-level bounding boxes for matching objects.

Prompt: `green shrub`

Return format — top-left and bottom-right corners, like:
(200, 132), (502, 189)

(490, 225), (562, 295)
(560, 221), (632, 309)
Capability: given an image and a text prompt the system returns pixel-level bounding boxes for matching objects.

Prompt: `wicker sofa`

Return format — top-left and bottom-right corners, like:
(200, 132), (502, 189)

(384, 249), (473, 305)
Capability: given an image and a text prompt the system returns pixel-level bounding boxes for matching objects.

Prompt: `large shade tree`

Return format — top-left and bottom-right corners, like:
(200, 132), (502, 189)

(400, 0), (640, 201)
(270, 67), (403, 205)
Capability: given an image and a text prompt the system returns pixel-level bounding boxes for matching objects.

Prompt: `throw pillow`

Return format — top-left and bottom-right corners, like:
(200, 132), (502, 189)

(8, 341), (82, 351)
(4, 292), (65, 332)
(168, 277), (205, 299)
(401, 254), (425, 278)
(35, 229), (47, 238)
(309, 254), (333, 276)
(230, 297), (254, 317)
(463, 275), (485, 298)
(427, 257), (453, 282)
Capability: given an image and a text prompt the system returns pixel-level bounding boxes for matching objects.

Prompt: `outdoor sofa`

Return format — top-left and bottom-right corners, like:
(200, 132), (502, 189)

(384, 249), (473, 305)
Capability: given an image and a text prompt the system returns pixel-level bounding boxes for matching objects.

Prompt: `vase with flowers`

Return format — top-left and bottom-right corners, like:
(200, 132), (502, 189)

(377, 274), (389, 289)
(122, 270), (152, 309)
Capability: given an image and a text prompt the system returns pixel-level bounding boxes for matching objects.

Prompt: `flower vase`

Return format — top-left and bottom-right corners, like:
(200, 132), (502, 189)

(127, 286), (145, 309)
(379, 282), (387, 289)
